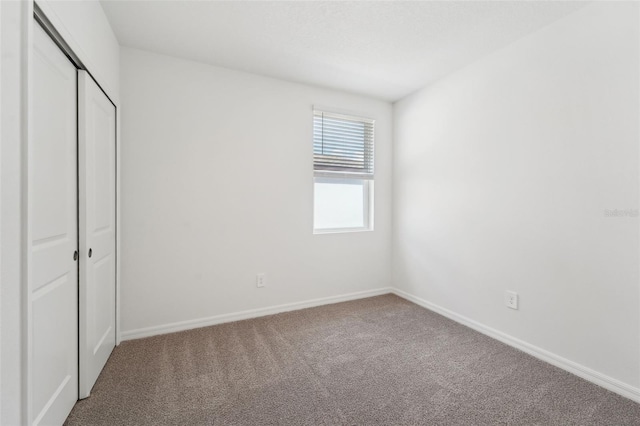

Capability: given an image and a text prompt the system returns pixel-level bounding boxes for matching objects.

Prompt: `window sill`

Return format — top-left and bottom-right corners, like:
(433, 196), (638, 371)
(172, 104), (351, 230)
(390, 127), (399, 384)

(313, 227), (373, 235)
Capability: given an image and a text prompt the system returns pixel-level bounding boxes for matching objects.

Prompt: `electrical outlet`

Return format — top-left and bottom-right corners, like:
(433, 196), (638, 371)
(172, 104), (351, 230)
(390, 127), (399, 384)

(256, 273), (266, 288)
(505, 291), (518, 310)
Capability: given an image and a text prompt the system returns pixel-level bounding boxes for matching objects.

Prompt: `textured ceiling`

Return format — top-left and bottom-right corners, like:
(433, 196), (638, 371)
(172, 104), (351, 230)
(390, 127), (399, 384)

(101, 1), (588, 102)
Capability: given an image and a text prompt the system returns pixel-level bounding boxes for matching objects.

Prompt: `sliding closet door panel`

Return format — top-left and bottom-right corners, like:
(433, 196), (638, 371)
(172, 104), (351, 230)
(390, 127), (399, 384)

(30, 22), (78, 425)
(79, 70), (117, 399)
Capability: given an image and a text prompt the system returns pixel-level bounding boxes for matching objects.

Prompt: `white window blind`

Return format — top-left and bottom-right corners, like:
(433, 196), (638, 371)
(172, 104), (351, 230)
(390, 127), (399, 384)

(313, 110), (374, 179)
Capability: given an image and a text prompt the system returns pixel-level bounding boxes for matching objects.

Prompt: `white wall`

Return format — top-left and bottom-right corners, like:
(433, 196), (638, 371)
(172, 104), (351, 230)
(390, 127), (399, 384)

(393, 1), (640, 394)
(0, 1), (119, 423)
(1, 2), (28, 424)
(119, 48), (393, 337)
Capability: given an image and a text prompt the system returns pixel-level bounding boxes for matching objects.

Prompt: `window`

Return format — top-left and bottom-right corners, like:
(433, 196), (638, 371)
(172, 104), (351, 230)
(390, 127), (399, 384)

(313, 109), (374, 233)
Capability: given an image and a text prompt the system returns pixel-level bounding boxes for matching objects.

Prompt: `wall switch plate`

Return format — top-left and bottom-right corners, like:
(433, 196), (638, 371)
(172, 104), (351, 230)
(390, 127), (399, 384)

(256, 273), (266, 288)
(505, 291), (518, 310)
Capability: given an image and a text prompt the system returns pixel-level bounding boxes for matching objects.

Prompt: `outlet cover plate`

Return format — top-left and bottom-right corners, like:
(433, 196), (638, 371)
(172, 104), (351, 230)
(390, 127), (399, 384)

(505, 291), (518, 310)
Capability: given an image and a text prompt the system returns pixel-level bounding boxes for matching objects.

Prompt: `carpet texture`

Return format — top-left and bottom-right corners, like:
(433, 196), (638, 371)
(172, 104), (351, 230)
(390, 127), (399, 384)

(65, 294), (640, 425)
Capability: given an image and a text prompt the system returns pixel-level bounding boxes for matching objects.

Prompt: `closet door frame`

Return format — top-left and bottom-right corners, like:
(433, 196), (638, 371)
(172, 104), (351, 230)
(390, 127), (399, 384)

(24, 5), (121, 424)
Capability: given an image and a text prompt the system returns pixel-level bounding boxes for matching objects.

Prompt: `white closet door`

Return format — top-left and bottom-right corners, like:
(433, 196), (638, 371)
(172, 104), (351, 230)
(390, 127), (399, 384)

(78, 70), (117, 398)
(30, 22), (78, 425)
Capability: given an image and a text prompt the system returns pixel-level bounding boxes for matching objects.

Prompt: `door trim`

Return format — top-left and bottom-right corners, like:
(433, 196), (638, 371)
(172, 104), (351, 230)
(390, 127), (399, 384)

(33, 4), (83, 70)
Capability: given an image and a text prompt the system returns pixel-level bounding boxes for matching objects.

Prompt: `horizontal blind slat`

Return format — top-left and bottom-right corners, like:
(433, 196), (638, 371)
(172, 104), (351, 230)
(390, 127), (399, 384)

(314, 133), (373, 142)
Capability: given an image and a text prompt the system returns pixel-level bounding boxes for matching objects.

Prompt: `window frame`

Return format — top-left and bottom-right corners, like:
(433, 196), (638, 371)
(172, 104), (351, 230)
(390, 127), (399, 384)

(311, 107), (375, 234)
(312, 177), (373, 234)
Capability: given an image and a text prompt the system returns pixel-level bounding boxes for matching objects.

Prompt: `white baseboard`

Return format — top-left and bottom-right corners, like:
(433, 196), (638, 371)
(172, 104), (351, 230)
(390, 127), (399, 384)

(391, 288), (640, 404)
(121, 287), (393, 341)
(121, 285), (640, 403)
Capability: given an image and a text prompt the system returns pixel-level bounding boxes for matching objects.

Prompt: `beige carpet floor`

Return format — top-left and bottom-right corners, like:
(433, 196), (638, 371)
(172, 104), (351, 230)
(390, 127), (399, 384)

(65, 294), (640, 425)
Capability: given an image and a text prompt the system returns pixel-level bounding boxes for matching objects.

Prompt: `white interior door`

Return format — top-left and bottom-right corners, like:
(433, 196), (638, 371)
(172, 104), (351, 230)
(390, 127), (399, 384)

(78, 70), (117, 398)
(30, 21), (78, 425)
